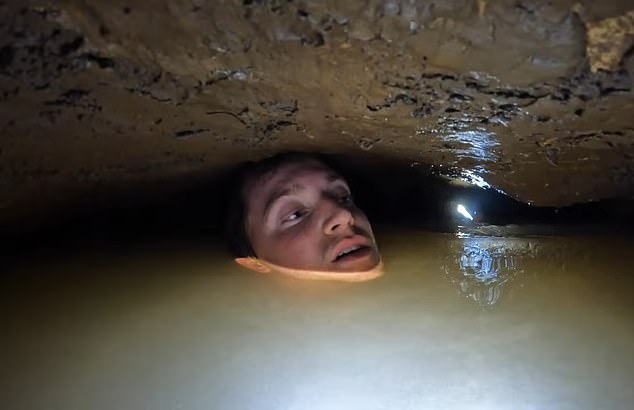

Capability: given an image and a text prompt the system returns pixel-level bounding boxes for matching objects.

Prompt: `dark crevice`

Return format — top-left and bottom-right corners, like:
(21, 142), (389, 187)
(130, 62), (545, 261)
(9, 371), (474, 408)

(173, 128), (210, 139)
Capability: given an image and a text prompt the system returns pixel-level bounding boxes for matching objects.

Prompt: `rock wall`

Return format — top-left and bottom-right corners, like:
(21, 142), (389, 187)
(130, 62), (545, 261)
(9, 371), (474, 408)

(1, 0), (633, 228)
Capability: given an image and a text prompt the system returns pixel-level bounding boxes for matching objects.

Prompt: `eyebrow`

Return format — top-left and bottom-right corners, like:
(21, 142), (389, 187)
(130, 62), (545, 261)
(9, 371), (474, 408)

(261, 173), (348, 220)
(326, 172), (341, 182)
(262, 185), (300, 220)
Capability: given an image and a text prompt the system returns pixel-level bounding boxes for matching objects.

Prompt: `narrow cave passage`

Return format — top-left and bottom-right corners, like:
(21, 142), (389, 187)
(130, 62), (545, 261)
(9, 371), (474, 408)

(3, 0), (634, 408)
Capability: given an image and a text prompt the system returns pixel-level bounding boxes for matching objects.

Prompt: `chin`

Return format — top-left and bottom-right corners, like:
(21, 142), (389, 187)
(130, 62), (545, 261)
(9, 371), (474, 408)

(331, 258), (379, 272)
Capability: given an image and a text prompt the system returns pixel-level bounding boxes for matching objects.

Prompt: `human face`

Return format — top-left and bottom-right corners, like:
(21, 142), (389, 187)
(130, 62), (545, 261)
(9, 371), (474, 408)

(244, 160), (380, 272)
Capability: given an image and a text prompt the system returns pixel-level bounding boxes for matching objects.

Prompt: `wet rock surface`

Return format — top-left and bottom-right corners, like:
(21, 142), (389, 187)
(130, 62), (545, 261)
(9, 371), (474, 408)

(0, 0), (633, 228)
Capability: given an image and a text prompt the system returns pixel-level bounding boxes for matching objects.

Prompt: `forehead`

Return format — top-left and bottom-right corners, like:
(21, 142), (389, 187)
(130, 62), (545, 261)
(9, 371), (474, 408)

(244, 159), (342, 201)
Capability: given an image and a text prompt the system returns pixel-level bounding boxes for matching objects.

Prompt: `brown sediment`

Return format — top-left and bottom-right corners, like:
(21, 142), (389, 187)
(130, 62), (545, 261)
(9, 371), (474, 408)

(0, 0), (633, 228)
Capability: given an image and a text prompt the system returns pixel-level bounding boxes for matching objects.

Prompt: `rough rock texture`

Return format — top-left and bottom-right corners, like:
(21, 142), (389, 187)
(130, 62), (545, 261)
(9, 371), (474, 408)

(1, 0), (633, 227)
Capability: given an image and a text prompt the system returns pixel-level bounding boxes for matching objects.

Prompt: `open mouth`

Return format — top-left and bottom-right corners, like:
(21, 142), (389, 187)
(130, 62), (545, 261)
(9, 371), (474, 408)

(333, 245), (372, 262)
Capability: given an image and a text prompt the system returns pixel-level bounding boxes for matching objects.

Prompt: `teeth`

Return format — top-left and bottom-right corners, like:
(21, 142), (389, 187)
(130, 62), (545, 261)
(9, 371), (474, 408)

(337, 245), (362, 258)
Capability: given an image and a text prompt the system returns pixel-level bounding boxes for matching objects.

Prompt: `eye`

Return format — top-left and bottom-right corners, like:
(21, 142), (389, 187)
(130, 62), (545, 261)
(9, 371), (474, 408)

(338, 193), (353, 205)
(282, 208), (308, 224)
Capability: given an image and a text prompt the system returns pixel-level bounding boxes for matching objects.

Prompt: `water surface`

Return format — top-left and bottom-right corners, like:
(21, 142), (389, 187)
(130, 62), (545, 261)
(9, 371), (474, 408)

(3, 229), (633, 410)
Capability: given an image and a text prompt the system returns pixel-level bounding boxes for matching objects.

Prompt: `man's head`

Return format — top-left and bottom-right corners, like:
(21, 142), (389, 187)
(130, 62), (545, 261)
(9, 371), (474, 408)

(226, 152), (381, 280)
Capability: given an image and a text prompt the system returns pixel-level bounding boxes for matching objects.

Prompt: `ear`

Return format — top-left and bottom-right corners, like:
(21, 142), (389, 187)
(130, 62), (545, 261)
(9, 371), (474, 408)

(234, 257), (272, 273)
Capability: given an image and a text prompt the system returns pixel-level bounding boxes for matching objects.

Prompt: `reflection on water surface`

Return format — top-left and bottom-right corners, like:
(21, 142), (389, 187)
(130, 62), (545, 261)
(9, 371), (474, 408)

(3, 228), (634, 410)
(444, 233), (540, 306)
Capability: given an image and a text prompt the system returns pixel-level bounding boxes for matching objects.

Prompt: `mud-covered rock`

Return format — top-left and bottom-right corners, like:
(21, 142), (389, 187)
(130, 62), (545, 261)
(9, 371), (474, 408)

(0, 0), (633, 227)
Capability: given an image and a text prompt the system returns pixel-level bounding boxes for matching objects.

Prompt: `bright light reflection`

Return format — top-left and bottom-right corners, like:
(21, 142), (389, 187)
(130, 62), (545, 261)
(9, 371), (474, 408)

(443, 237), (539, 306)
(435, 127), (499, 161)
(456, 204), (474, 221)
(460, 168), (492, 189)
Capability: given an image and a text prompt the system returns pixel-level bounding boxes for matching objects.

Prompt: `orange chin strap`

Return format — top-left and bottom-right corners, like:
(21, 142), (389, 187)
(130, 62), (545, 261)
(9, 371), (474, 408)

(236, 257), (384, 282)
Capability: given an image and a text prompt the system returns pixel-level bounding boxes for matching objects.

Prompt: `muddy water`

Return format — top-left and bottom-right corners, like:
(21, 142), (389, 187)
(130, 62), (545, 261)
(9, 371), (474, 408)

(3, 229), (634, 410)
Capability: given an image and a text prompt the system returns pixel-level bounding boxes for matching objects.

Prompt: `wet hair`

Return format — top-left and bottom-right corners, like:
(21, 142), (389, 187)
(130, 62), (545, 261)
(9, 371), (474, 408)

(225, 152), (330, 258)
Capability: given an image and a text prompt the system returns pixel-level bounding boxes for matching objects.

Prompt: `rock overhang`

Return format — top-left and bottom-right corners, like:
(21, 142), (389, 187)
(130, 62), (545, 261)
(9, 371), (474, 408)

(0, 0), (633, 229)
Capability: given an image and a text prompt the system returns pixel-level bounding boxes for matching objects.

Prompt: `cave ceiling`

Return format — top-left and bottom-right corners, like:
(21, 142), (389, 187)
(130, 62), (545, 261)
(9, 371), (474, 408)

(1, 0), (634, 226)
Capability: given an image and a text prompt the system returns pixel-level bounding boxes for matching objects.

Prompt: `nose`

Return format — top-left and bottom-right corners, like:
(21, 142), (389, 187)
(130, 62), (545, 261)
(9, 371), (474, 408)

(322, 199), (355, 235)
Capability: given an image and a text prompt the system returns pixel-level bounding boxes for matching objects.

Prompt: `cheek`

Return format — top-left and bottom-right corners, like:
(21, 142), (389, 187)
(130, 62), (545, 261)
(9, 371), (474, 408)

(354, 209), (373, 230)
(268, 224), (325, 263)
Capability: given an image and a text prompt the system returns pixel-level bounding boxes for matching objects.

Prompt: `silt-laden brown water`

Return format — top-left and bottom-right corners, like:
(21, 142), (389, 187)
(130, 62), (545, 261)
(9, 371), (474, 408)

(3, 228), (633, 409)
